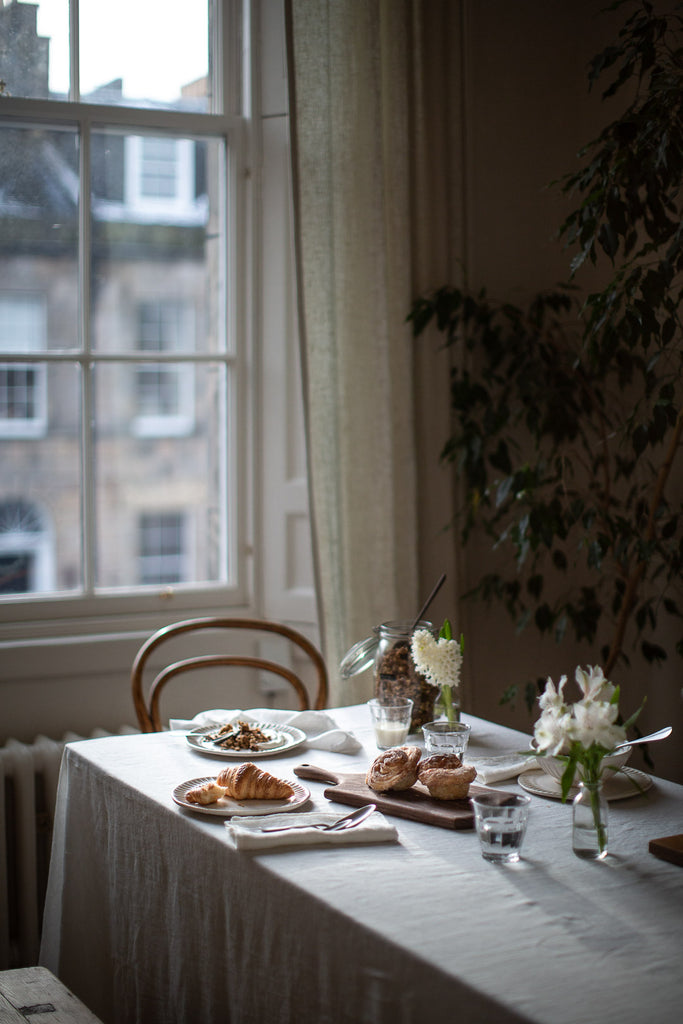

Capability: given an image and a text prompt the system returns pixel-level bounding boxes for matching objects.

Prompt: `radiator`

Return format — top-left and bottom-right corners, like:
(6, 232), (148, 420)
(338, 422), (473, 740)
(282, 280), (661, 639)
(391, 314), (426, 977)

(0, 728), (137, 970)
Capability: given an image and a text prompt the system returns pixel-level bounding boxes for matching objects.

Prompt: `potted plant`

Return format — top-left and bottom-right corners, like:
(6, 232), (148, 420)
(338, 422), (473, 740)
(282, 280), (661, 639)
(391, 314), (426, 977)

(409, 0), (683, 710)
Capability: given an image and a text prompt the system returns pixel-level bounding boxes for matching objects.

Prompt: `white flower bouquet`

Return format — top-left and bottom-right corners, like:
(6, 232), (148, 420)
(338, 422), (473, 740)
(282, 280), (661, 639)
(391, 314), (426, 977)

(532, 665), (642, 800)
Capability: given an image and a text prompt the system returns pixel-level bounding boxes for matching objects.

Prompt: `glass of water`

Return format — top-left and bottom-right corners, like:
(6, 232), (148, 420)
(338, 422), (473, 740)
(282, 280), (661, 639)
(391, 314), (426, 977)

(422, 720), (471, 758)
(471, 792), (531, 864)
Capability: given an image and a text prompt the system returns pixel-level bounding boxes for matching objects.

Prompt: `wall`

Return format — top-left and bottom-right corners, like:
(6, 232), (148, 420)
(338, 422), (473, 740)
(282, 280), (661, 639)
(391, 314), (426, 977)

(416, 0), (683, 783)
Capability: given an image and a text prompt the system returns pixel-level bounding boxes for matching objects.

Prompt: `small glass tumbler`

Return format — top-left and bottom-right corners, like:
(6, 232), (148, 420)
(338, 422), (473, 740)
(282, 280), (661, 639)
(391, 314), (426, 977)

(422, 720), (471, 759)
(368, 697), (414, 749)
(471, 792), (531, 864)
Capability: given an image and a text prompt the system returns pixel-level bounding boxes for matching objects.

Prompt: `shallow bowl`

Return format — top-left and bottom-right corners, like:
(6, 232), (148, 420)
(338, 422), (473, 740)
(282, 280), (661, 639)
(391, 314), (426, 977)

(536, 745), (631, 786)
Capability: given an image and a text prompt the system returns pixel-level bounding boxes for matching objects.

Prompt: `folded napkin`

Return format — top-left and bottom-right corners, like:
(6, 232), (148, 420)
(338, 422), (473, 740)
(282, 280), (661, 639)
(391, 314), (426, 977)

(469, 753), (538, 785)
(169, 707), (362, 755)
(224, 809), (398, 850)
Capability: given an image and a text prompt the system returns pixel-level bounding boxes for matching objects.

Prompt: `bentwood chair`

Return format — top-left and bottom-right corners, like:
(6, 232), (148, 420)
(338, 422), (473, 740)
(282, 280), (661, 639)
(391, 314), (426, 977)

(131, 616), (329, 732)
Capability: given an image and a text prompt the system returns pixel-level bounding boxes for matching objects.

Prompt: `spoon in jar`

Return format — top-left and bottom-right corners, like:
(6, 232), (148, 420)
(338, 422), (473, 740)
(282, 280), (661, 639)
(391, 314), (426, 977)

(410, 572), (447, 632)
(614, 726), (672, 750)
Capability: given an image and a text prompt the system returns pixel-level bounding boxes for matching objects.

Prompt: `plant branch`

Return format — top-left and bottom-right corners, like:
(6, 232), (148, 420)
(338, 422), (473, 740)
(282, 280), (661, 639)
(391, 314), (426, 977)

(604, 404), (683, 675)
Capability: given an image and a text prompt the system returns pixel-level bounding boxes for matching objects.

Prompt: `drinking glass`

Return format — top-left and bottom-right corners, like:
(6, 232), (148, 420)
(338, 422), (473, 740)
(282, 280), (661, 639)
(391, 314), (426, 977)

(368, 697), (413, 749)
(422, 720), (471, 758)
(471, 792), (530, 864)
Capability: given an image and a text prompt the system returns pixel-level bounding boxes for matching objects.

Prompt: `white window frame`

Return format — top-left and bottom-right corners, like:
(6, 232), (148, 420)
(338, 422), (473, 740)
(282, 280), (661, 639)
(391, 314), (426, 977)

(0, 0), (251, 642)
(0, 1), (319, 714)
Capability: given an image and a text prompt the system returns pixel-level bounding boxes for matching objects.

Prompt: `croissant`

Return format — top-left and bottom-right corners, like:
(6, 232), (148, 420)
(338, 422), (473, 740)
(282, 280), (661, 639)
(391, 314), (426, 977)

(366, 746), (422, 792)
(186, 780), (226, 805)
(216, 762), (294, 800)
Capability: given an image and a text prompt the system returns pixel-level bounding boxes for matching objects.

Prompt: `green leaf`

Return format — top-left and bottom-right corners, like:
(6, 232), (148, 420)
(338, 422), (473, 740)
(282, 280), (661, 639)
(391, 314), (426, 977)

(642, 640), (667, 663)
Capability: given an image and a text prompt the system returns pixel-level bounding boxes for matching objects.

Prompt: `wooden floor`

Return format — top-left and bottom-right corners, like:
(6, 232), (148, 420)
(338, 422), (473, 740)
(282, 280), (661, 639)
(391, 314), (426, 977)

(0, 967), (103, 1023)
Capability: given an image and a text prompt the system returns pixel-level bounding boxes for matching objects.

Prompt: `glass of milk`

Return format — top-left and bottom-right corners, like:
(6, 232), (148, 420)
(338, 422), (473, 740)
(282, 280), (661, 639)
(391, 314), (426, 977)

(368, 697), (414, 749)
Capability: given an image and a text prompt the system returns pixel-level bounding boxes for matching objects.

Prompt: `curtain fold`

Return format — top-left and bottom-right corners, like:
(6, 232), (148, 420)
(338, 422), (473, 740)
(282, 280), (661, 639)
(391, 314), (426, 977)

(286, 0), (460, 705)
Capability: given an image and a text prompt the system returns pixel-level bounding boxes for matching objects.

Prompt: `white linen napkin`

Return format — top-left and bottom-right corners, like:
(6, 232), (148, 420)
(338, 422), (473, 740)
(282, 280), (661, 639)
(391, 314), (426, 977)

(224, 809), (398, 850)
(169, 707), (362, 754)
(469, 753), (538, 785)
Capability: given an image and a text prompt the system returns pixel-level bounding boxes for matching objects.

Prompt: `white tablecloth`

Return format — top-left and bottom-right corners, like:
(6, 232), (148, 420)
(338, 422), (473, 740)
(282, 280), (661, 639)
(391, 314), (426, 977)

(40, 706), (683, 1024)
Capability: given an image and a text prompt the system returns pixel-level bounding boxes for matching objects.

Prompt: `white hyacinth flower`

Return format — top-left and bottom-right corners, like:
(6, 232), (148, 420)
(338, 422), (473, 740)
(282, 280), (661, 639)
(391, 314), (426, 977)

(411, 628), (462, 689)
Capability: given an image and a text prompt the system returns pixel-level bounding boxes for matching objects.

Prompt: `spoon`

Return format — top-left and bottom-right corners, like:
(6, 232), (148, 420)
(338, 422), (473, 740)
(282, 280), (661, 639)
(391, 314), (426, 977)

(259, 803), (377, 833)
(614, 726), (672, 750)
(410, 572), (447, 632)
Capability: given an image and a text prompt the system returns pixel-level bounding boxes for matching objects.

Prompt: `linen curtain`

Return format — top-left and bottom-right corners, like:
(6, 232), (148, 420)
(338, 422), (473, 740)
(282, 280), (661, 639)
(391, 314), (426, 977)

(286, 0), (461, 705)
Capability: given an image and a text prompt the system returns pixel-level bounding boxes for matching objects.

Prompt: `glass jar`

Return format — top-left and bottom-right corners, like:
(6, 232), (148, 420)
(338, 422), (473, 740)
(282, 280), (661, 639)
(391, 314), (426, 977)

(340, 620), (438, 732)
(572, 779), (609, 860)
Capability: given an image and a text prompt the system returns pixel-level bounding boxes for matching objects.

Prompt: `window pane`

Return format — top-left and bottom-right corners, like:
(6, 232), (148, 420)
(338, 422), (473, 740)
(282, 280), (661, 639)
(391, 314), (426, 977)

(93, 362), (229, 590)
(91, 131), (223, 356)
(0, 364), (83, 595)
(80, 0), (210, 109)
(138, 511), (186, 585)
(0, 124), (80, 352)
(0, 0), (65, 100)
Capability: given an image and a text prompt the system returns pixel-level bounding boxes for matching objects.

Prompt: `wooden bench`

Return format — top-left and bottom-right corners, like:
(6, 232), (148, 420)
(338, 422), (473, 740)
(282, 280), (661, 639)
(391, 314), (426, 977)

(0, 967), (103, 1023)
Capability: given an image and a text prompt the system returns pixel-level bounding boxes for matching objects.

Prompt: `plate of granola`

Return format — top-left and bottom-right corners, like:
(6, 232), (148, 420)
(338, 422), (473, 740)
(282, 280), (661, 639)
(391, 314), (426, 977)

(186, 718), (307, 759)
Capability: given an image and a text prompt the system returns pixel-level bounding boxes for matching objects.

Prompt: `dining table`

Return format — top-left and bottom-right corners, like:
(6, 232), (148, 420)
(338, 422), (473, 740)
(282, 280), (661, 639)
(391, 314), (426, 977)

(39, 703), (682, 1024)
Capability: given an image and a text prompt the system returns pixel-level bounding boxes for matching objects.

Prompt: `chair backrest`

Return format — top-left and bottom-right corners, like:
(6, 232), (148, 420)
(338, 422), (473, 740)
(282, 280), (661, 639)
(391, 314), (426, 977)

(131, 616), (329, 732)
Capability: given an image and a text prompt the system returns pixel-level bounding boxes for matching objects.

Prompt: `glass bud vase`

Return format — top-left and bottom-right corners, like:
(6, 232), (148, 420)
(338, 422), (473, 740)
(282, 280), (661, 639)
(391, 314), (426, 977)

(433, 683), (460, 723)
(572, 779), (609, 860)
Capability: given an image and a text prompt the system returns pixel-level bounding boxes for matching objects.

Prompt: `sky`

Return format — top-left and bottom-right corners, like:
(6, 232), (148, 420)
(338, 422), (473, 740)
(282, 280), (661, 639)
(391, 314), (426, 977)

(36, 0), (209, 102)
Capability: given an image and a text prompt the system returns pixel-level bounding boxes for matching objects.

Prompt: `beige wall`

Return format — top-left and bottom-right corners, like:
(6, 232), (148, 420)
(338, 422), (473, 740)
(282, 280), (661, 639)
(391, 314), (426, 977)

(416, 1), (682, 783)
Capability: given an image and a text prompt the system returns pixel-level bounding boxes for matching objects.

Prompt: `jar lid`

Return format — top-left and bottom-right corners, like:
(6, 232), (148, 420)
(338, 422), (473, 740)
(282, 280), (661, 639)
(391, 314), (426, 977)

(339, 635), (378, 678)
(339, 620), (433, 678)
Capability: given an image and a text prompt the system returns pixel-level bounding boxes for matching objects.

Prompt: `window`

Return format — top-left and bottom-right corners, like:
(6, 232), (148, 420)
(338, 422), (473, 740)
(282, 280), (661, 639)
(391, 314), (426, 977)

(0, 0), (242, 617)
(0, 295), (48, 438)
(0, 1), (318, 705)
(134, 301), (195, 436)
(0, 500), (53, 593)
(138, 512), (186, 585)
(140, 137), (178, 199)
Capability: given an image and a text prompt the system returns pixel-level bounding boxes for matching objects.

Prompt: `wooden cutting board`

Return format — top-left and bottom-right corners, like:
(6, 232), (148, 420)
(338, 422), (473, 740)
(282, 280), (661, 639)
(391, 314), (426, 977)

(294, 763), (494, 830)
(649, 834), (683, 866)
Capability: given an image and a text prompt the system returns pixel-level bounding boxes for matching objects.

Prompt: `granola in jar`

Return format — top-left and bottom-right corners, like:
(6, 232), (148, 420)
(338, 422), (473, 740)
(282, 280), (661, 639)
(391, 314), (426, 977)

(373, 621), (438, 731)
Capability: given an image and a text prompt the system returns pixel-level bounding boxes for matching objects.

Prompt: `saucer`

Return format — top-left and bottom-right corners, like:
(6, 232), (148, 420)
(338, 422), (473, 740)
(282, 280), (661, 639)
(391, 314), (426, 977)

(518, 766), (652, 802)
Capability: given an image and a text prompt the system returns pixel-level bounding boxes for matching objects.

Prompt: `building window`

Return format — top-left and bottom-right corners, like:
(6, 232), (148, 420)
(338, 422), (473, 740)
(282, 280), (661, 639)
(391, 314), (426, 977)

(0, 500), (53, 593)
(0, 295), (47, 438)
(140, 137), (178, 199)
(133, 301), (195, 436)
(138, 512), (186, 585)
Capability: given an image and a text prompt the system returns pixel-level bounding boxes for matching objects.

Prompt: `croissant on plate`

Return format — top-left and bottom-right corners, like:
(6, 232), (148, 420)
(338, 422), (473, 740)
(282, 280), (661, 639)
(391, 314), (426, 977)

(216, 762), (294, 800)
(185, 780), (226, 805)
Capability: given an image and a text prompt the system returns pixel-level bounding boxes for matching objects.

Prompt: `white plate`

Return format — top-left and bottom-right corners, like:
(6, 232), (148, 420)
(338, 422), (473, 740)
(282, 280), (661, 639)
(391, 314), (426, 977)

(173, 776), (311, 816)
(518, 766), (653, 802)
(186, 721), (307, 759)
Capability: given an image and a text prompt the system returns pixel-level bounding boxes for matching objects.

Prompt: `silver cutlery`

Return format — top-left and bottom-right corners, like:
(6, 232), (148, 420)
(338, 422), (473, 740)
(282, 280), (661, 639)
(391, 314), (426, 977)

(615, 726), (672, 750)
(259, 803), (377, 833)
